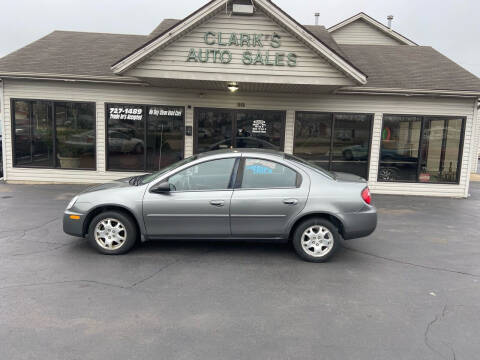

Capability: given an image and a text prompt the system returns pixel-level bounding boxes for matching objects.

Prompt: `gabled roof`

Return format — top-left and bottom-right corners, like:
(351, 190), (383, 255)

(328, 12), (418, 46)
(111, 0), (368, 85)
(339, 44), (480, 93)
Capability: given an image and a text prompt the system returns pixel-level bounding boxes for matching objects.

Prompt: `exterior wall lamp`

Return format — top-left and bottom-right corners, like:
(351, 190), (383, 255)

(227, 82), (239, 92)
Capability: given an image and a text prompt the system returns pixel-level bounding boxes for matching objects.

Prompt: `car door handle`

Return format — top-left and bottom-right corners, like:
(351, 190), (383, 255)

(210, 200), (225, 207)
(283, 198), (298, 205)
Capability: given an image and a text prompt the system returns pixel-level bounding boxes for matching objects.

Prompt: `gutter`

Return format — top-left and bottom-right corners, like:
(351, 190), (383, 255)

(335, 87), (480, 98)
(0, 72), (149, 86)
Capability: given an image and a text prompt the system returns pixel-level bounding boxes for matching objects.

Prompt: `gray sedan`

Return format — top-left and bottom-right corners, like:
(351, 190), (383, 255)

(63, 149), (376, 262)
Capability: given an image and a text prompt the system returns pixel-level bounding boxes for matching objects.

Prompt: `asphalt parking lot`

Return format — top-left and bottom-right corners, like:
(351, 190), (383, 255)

(0, 182), (479, 360)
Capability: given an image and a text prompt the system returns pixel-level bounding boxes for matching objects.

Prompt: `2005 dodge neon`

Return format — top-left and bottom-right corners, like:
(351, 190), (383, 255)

(63, 149), (377, 262)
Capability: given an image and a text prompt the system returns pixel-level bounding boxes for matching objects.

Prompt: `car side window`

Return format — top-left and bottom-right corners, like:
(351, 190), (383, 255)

(169, 158), (236, 192)
(241, 158), (298, 189)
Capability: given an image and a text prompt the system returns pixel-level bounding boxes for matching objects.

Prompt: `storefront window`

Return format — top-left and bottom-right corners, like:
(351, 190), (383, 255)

(194, 108), (285, 153)
(55, 103), (96, 169)
(106, 103), (184, 171)
(12, 99), (95, 169)
(378, 115), (421, 182)
(379, 115), (464, 183)
(293, 112), (372, 178)
(331, 114), (372, 179)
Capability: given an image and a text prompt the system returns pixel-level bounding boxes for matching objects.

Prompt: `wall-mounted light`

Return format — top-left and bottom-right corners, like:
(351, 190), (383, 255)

(228, 82), (239, 92)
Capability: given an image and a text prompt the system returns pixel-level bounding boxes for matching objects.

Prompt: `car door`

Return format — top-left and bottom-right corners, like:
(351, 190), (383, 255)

(230, 157), (310, 238)
(143, 157), (238, 238)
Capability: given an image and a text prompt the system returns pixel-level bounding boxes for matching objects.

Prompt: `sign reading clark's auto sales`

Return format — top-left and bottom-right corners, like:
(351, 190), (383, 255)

(186, 31), (297, 67)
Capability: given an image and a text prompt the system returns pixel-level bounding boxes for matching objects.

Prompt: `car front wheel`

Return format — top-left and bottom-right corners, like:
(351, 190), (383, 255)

(88, 211), (137, 255)
(292, 218), (340, 262)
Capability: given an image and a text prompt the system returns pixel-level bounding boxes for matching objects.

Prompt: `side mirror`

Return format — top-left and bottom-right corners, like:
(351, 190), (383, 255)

(150, 180), (171, 193)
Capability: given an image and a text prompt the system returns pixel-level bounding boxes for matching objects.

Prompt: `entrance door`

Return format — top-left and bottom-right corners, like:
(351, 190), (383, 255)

(194, 108), (285, 154)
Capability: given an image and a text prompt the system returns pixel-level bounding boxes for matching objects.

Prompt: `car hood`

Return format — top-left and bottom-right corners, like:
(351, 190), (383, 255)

(80, 177), (133, 194)
(332, 171), (367, 183)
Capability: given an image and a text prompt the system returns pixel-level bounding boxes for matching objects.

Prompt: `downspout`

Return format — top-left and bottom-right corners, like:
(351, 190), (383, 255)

(0, 79), (5, 180)
(465, 98), (479, 197)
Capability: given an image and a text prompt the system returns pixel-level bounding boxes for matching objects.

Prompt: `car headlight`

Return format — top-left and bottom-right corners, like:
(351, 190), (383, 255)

(66, 196), (79, 210)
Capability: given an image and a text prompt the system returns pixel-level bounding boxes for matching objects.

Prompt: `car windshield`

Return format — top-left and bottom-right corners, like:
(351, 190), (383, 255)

(284, 154), (336, 180)
(140, 156), (198, 185)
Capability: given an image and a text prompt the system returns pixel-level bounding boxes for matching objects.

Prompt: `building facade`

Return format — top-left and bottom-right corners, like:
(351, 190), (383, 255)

(1, 0), (479, 197)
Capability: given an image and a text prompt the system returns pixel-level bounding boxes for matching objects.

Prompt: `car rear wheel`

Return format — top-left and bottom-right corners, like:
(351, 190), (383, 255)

(292, 218), (340, 262)
(88, 211), (137, 255)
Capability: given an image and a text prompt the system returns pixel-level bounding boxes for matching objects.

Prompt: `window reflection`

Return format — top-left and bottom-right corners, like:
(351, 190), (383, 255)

(55, 103), (96, 169)
(379, 115), (464, 183)
(13, 99), (95, 169)
(378, 116), (421, 182)
(293, 112), (372, 178)
(195, 109), (284, 153)
(106, 104), (185, 171)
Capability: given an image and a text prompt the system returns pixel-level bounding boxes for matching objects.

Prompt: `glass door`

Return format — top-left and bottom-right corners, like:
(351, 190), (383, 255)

(194, 108), (285, 154)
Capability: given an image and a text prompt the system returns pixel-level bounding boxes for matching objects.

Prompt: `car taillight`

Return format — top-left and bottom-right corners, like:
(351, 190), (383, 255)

(361, 187), (371, 205)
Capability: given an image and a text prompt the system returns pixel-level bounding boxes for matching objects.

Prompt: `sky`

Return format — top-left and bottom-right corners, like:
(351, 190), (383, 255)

(0, 0), (479, 77)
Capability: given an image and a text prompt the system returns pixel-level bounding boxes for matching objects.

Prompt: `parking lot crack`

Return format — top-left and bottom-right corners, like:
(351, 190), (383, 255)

(424, 304), (456, 360)
(128, 259), (181, 288)
(0, 279), (131, 292)
(343, 247), (479, 278)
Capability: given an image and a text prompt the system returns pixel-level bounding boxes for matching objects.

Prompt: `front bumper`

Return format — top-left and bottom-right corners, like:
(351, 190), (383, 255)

(63, 211), (86, 237)
(340, 206), (377, 240)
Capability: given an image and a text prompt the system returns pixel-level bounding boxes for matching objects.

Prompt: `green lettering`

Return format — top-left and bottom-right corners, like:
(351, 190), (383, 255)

(271, 33), (281, 48)
(264, 51), (274, 66)
(275, 53), (285, 66)
(186, 48), (198, 62)
(242, 51), (253, 65)
(287, 53), (297, 67)
(228, 33), (239, 46)
(240, 33), (251, 47)
(212, 50), (221, 63)
(218, 32), (227, 46)
(253, 51), (264, 65)
(204, 31), (216, 45)
(221, 50), (232, 64)
(254, 34), (263, 47)
(198, 49), (210, 63)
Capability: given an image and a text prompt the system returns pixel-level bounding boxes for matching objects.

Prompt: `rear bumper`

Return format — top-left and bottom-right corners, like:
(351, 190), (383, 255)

(340, 206), (377, 240)
(63, 211), (86, 237)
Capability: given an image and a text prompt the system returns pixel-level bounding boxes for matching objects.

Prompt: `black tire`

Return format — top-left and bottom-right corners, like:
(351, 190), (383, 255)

(292, 218), (340, 263)
(87, 211), (138, 255)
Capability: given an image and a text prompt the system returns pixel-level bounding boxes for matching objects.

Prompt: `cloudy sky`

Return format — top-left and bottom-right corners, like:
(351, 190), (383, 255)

(0, 0), (479, 76)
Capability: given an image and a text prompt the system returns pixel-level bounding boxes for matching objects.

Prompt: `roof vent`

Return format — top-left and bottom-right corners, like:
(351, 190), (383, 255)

(387, 15), (394, 29)
(232, 3), (254, 15)
(315, 12), (320, 25)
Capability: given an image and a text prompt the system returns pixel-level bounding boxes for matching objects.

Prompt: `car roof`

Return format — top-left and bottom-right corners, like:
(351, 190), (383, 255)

(197, 148), (286, 159)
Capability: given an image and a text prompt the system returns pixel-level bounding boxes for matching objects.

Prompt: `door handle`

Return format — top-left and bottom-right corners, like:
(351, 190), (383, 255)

(283, 198), (298, 205)
(210, 200), (225, 207)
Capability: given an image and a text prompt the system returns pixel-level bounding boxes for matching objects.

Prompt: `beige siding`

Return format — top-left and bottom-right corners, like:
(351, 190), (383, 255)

(331, 19), (404, 46)
(2, 79), (476, 197)
(125, 9), (354, 86)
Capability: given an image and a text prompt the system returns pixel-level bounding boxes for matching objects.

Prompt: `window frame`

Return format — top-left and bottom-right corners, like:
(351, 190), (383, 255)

(293, 111), (374, 179)
(234, 157), (302, 191)
(11, 98), (97, 171)
(105, 103), (186, 172)
(164, 157), (240, 193)
(378, 114), (466, 184)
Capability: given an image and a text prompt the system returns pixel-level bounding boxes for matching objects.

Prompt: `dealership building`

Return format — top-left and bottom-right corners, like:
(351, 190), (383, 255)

(0, 0), (479, 197)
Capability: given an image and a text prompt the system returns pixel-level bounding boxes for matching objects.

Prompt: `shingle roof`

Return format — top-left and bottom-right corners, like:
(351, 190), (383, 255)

(0, 20), (479, 93)
(340, 44), (480, 92)
(0, 31), (147, 78)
